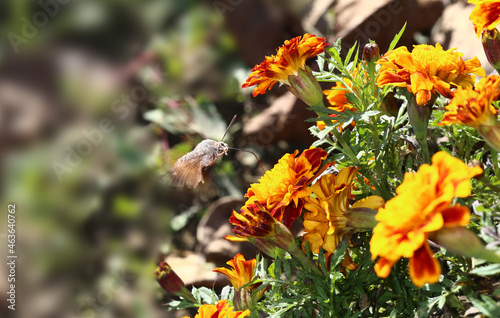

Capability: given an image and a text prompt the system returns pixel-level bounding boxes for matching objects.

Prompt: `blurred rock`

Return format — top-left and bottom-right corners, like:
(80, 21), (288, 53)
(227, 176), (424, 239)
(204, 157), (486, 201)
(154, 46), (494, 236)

(432, 1), (494, 75)
(332, 0), (444, 52)
(241, 92), (315, 146)
(219, 0), (304, 66)
(165, 252), (220, 288)
(196, 196), (257, 265)
(0, 53), (60, 150)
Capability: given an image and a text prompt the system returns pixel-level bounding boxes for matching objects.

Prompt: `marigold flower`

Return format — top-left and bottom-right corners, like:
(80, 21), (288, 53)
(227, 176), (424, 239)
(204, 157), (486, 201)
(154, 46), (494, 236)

(376, 44), (485, 106)
(318, 63), (375, 131)
(370, 151), (483, 287)
(227, 202), (323, 275)
(245, 147), (329, 227)
(481, 28), (500, 72)
(439, 75), (500, 150)
(213, 254), (256, 291)
(440, 75), (500, 128)
(303, 168), (384, 269)
(228, 202), (296, 250)
(469, 0), (500, 38)
(182, 300), (250, 318)
(318, 75), (359, 132)
(213, 254), (264, 312)
(242, 34), (328, 106)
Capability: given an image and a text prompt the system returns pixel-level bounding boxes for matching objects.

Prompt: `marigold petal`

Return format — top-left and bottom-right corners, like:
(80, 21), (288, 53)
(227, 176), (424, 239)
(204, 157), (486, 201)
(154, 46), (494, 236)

(469, 0), (500, 38)
(374, 257), (396, 278)
(409, 243), (441, 287)
(420, 213), (444, 233)
(351, 195), (385, 210)
(441, 205), (471, 227)
(439, 75), (500, 129)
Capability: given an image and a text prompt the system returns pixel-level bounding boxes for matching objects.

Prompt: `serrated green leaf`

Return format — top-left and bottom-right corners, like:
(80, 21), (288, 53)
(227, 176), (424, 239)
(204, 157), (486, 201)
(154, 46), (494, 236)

(283, 259), (291, 281)
(469, 294), (500, 317)
(344, 42), (358, 68)
(331, 237), (349, 269)
(387, 22), (407, 52)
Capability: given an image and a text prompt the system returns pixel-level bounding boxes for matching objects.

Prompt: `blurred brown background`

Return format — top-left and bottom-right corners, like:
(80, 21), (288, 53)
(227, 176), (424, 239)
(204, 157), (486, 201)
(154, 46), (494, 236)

(0, 0), (489, 317)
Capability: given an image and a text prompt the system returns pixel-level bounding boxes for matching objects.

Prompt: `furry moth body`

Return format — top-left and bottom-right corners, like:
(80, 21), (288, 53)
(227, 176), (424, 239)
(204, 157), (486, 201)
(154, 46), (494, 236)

(170, 139), (229, 188)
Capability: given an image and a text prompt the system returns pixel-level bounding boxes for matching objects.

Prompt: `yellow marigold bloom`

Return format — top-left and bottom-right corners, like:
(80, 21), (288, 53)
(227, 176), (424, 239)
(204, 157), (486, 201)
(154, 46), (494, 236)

(303, 168), (384, 256)
(182, 300), (250, 318)
(245, 147), (329, 227)
(469, 0), (500, 38)
(370, 151), (483, 287)
(242, 34), (328, 97)
(376, 44), (485, 106)
(213, 254), (256, 290)
(439, 75), (500, 129)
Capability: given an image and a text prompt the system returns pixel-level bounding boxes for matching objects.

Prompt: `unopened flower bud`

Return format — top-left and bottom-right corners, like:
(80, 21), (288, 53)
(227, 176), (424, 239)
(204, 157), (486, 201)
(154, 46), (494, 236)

(155, 261), (196, 303)
(477, 121), (500, 152)
(430, 227), (500, 263)
(363, 43), (380, 62)
(344, 207), (379, 232)
(482, 28), (500, 73)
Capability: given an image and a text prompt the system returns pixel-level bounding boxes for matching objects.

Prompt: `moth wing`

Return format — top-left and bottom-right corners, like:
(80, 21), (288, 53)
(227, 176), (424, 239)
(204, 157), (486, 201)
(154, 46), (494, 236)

(169, 154), (205, 189)
(168, 140), (220, 189)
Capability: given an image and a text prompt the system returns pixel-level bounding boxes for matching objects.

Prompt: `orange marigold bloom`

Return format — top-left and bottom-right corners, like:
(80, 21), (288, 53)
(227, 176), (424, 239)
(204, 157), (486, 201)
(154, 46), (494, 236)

(213, 254), (264, 312)
(376, 44), (485, 106)
(182, 300), (250, 318)
(303, 168), (384, 270)
(213, 254), (256, 291)
(370, 151), (483, 287)
(245, 147), (329, 227)
(439, 75), (500, 129)
(242, 34), (328, 97)
(469, 0), (500, 38)
(317, 72), (359, 131)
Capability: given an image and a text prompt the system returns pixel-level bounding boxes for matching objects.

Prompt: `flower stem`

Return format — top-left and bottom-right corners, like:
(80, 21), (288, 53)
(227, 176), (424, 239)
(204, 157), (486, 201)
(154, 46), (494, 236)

(330, 128), (360, 164)
(288, 243), (324, 276)
(407, 96), (433, 164)
(368, 122), (391, 198)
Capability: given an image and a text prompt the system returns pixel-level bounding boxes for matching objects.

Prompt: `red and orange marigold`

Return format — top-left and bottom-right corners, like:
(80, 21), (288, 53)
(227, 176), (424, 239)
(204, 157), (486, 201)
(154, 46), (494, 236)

(242, 34), (327, 97)
(244, 147), (330, 227)
(440, 75), (500, 129)
(469, 0), (500, 38)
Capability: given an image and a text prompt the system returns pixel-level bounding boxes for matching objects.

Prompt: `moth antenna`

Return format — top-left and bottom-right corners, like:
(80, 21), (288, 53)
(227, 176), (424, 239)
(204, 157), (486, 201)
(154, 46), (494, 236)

(221, 115), (237, 142)
(228, 147), (266, 173)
